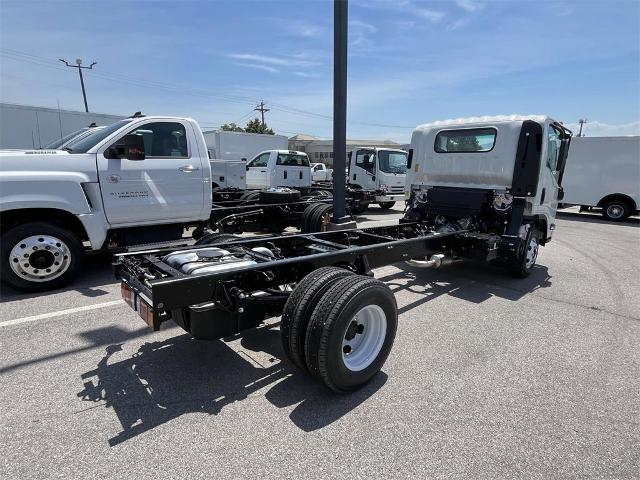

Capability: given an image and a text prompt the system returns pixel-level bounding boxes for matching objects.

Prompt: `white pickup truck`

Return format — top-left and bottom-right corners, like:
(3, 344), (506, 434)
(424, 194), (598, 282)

(0, 114), (231, 292)
(245, 150), (312, 190)
(311, 162), (333, 182)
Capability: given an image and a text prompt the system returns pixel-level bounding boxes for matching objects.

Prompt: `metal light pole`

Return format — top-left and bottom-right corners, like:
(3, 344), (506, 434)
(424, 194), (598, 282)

(59, 58), (97, 112)
(332, 0), (349, 224)
(577, 118), (587, 137)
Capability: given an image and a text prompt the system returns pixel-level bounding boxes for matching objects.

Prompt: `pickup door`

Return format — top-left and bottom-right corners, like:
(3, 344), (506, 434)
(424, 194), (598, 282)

(246, 151), (270, 189)
(97, 120), (207, 226)
(273, 152), (311, 188)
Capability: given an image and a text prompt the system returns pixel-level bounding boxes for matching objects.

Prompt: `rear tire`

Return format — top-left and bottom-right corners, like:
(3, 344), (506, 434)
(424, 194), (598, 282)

(305, 275), (398, 393)
(1, 222), (84, 292)
(352, 202), (370, 214)
(601, 200), (630, 221)
(301, 203), (333, 233)
(280, 267), (355, 371)
(378, 201), (396, 210)
(239, 191), (260, 203)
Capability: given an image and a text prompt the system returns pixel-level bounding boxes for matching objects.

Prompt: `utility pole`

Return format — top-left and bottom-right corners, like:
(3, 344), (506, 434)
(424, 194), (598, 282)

(331, 0), (350, 225)
(254, 101), (270, 127)
(59, 58), (97, 112)
(577, 118), (587, 137)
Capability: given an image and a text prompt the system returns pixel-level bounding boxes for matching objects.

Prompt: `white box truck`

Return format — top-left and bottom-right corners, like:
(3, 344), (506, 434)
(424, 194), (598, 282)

(561, 136), (639, 220)
(203, 130), (288, 161)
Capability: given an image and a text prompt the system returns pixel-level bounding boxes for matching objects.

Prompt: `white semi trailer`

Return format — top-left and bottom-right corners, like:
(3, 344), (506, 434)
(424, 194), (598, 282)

(561, 136), (639, 221)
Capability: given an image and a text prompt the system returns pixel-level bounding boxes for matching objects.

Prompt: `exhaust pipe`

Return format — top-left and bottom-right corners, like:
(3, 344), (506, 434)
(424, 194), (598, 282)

(405, 253), (457, 269)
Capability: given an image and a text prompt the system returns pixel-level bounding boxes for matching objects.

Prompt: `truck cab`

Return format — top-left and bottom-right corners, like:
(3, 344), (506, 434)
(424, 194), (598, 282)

(404, 115), (571, 276)
(1, 114), (213, 292)
(349, 147), (407, 209)
(245, 150), (311, 190)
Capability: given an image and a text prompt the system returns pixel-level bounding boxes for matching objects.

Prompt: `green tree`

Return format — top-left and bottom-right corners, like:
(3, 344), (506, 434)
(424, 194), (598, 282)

(220, 123), (245, 132)
(245, 117), (274, 135)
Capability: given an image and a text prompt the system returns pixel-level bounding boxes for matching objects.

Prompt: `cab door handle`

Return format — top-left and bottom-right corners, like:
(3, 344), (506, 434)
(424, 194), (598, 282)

(179, 165), (199, 173)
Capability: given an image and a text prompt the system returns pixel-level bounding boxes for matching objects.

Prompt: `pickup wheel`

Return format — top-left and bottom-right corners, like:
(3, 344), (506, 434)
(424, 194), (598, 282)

(281, 267), (355, 371)
(305, 275), (398, 393)
(601, 200), (631, 221)
(351, 202), (370, 214)
(378, 201), (396, 210)
(510, 225), (539, 278)
(1, 222), (84, 292)
(194, 233), (240, 246)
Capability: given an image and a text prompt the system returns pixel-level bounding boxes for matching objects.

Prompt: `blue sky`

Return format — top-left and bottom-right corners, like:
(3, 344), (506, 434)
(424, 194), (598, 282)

(1, 0), (638, 141)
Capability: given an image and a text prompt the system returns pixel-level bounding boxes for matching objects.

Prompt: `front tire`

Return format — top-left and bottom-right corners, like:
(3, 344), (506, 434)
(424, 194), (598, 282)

(510, 225), (539, 278)
(1, 222), (84, 292)
(305, 275), (398, 392)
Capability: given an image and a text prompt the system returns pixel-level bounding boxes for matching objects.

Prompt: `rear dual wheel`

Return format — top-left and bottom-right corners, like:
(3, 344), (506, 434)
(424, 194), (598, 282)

(301, 202), (333, 233)
(281, 269), (398, 393)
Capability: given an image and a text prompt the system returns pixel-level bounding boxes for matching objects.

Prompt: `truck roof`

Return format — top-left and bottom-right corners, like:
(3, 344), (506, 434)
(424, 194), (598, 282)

(415, 114), (551, 132)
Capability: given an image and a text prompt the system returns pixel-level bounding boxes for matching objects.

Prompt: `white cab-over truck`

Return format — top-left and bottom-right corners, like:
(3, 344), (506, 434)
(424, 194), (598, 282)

(113, 114), (571, 394)
(561, 136), (639, 221)
(348, 147), (408, 211)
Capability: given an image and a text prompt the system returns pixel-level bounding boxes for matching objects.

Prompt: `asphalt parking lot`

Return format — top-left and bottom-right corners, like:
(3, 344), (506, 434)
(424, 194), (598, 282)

(1, 207), (638, 479)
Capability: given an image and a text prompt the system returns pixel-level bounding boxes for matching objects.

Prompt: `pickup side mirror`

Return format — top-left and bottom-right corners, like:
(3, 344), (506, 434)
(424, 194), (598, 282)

(108, 134), (145, 160)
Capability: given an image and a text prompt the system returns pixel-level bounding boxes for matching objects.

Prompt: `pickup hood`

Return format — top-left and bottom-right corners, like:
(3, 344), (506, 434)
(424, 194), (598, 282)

(0, 150), (98, 182)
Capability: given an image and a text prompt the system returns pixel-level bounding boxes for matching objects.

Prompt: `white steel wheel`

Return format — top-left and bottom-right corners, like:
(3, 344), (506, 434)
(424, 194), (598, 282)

(525, 236), (539, 270)
(9, 235), (72, 282)
(342, 304), (388, 372)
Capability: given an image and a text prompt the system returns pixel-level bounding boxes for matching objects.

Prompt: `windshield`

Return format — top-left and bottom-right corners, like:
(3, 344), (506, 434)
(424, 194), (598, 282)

(64, 127), (105, 149)
(377, 150), (407, 174)
(68, 119), (132, 153)
(44, 128), (88, 149)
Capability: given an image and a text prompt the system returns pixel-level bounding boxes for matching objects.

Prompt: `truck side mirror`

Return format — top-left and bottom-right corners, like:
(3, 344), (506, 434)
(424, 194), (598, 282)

(407, 149), (413, 169)
(109, 134), (145, 160)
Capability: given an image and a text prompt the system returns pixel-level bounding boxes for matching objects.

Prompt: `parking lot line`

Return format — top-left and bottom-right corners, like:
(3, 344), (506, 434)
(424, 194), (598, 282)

(0, 300), (123, 328)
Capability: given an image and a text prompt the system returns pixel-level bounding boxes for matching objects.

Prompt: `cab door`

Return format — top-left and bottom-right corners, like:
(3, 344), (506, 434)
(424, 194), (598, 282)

(246, 151), (270, 189)
(535, 124), (565, 223)
(273, 152), (311, 187)
(97, 120), (206, 226)
(350, 149), (377, 189)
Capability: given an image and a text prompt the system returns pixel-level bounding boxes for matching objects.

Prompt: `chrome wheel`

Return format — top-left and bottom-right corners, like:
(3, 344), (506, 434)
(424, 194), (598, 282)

(342, 304), (387, 371)
(9, 235), (71, 282)
(525, 236), (539, 269)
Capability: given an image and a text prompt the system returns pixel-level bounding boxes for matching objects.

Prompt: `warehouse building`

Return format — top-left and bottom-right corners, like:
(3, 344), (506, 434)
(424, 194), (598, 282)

(0, 102), (123, 149)
(288, 134), (402, 168)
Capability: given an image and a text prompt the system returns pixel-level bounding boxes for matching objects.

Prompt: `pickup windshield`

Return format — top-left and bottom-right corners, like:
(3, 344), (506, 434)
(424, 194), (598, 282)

(67, 119), (132, 153)
(378, 150), (407, 174)
(44, 128), (90, 149)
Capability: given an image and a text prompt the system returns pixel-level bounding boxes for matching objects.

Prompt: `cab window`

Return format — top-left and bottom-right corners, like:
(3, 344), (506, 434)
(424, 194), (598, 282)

(248, 152), (270, 167)
(355, 150), (375, 173)
(276, 153), (310, 166)
(434, 128), (496, 153)
(546, 126), (562, 172)
(128, 122), (188, 158)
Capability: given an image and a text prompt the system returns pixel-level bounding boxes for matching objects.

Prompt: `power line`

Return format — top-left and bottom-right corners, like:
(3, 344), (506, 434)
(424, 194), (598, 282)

(59, 58), (97, 112)
(1, 47), (415, 130)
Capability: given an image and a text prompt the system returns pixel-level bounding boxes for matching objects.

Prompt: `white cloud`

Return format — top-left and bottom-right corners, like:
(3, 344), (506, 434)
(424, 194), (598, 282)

(446, 19), (469, 31)
(350, 20), (377, 33)
(411, 6), (445, 24)
(226, 53), (319, 68)
(565, 121), (640, 137)
(293, 71), (320, 78)
(233, 63), (279, 74)
(455, 0), (483, 13)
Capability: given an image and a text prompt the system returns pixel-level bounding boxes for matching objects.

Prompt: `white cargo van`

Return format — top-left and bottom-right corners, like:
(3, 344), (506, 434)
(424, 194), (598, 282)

(561, 136), (639, 220)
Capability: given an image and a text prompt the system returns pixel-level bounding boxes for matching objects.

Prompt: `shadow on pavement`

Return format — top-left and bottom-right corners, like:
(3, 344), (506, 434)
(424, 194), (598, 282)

(0, 251), (115, 303)
(77, 325), (385, 445)
(378, 260), (552, 310)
